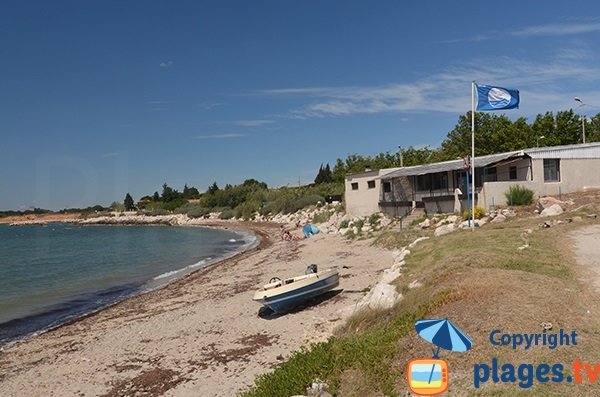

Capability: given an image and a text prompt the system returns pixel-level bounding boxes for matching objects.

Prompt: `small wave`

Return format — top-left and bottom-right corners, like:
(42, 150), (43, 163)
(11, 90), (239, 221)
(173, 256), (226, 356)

(153, 269), (184, 280)
(189, 259), (208, 269)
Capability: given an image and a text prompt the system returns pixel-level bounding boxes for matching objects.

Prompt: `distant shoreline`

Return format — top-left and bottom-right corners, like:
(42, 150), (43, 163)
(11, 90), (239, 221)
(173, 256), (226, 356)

(0, 213), (80, 225)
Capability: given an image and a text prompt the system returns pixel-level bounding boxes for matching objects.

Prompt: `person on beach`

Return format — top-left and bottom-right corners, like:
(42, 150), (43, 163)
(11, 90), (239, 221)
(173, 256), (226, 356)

(280, 225), (293, 241)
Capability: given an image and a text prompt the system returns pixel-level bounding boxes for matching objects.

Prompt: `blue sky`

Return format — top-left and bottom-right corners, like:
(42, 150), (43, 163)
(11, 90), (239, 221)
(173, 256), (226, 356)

(2, 1), (600, 210)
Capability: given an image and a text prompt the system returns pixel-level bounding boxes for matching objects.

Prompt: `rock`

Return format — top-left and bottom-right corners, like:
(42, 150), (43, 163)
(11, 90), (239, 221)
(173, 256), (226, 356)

(408, 237), (429, 248)
(361, 282), (401, 310)
(491, 214), (506, 223)
(392, 248), (410, 262)
(458, 220), (480, 229)
(536, 197), (565, 212)
(501, 209), (516, 217)
(381, 268), (401, 284)
(446, 215), (459, 224)
(540, 204), (563, 217)
(306, 380), (330, 397)
(408, 280), (423, 289)
(434, 223), (456, 236)
(418, 218), (431, 229)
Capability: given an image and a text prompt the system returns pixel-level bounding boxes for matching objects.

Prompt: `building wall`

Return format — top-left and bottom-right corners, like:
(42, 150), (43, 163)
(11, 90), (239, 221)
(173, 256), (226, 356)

(345, 171), (385, 217)
(480, 158), (600, 209)
(495, 158), (531, 182)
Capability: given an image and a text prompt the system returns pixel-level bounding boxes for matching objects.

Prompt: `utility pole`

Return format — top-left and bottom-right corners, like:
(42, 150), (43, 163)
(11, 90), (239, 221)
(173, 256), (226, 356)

(398, 146), (404, 167)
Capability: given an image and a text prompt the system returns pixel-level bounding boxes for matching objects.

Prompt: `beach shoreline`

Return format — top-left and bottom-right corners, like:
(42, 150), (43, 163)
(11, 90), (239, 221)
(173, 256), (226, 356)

(0, 220), (265, 349)
(0, 220), (392, 396)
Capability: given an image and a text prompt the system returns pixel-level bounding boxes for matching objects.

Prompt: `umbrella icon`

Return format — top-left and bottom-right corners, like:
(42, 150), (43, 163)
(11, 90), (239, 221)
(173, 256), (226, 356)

(415, 318), (473, 386)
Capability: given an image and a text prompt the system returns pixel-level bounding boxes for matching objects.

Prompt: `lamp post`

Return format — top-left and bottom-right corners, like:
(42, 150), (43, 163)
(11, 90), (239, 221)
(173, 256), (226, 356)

(537, 135), (545, 147)
(574, 97), (587, 144)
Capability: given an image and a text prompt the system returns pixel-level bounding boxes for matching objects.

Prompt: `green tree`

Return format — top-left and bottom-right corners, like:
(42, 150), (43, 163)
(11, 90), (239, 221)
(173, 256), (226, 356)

(314, 163), (333, 184)
(587, 113), (600, 143)
(208, 182), (220, 194)
(161, 183), (181, 202)
(124, 193), (135, 211)
(531, 110), (581, 146)
(182, 184), (200, 199)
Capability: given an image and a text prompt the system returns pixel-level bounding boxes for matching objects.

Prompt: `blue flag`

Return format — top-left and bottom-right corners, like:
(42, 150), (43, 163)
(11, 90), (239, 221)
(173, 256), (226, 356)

(476, 84), (519, 111)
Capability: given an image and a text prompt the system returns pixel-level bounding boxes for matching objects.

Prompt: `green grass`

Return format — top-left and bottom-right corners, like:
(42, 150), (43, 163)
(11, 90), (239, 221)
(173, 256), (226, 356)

(240, 293), (451, 397)
(401, 224), (571, 280)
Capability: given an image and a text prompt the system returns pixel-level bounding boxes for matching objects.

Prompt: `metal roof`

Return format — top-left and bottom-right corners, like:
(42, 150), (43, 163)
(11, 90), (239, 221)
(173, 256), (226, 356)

(524, 142), (600, 159)
(381, 151), (524, 179)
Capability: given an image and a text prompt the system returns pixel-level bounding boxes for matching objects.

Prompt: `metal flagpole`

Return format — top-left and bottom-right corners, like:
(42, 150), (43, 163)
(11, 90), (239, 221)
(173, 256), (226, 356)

(471, 81), (476, 231)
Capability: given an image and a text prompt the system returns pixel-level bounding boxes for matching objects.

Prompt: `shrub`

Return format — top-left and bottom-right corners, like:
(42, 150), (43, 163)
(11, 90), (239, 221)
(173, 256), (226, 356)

(234, 200), (261, 220)
(312, 210), (334, 224)
(140, 208), (170, 216)
(187, 206), (210, 218)
(462, 205), (485, 220)
(505, 185), (534, 206)
(285, 195), (325, 214)
(219, 209), (235, 220)
(368, 213), (381, 226)
(339, 219), (350, 229)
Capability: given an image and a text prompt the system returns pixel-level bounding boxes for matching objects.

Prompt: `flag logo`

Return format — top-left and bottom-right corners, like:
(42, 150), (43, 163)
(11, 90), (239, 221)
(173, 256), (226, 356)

(476, 84), (519, 111)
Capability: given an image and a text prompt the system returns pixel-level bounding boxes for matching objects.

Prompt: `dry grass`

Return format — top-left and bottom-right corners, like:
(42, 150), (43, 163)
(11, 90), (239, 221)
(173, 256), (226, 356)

(244, 190), (600, 396)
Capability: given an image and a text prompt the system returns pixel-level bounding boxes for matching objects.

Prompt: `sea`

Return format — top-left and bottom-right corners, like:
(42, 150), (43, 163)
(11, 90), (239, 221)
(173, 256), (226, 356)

(0, 223), (256, 347)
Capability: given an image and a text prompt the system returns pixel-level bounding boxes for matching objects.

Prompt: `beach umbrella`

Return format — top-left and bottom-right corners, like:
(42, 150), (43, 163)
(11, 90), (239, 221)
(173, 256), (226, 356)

(415, 318), (473, 385)
(415, 318), (473, 356)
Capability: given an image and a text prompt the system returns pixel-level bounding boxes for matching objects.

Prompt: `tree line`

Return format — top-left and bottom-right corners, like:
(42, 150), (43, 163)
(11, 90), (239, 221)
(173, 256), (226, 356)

(313, 109), (600, 183)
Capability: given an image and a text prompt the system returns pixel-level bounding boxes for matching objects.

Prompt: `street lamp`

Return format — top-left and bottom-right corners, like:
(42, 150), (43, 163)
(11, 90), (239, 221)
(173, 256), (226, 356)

(537, 135), (545, 147)
(574, 97), (587, 144)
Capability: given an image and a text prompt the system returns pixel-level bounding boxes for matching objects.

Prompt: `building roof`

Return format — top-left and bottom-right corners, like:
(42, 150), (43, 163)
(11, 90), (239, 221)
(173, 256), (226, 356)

(345, 143), (600, 181)
(523, 142), (600, 159)
(381, 151), (525, 179)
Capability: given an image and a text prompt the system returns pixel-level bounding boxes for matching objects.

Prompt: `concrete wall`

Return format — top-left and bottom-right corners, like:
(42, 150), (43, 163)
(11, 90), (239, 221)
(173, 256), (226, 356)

(480, 158), (600, 210)
(345, 171), (384, 217)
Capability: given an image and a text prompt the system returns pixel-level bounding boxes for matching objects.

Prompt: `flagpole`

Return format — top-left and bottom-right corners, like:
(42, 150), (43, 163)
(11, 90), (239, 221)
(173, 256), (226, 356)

(471, 81), (476, 231)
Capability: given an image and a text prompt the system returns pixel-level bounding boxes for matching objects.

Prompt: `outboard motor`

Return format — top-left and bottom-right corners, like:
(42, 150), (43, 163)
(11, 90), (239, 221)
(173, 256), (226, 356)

(305, 264), (318, 274)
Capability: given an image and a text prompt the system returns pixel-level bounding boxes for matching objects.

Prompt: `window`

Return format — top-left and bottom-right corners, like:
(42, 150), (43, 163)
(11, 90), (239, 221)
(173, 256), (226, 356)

(483, 167), (497, 182)
(416, 172), (448, 191)
(543, 159), (560, 182)
(367, 180), (376, 189)
(351, 182), (359, 190)
(509, 166), (517, 180)
(383, 181), (392, 193)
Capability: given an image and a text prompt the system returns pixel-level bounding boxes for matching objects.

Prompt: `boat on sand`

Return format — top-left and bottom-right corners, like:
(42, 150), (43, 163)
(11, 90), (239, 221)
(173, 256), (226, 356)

(253, 265), (340, 313)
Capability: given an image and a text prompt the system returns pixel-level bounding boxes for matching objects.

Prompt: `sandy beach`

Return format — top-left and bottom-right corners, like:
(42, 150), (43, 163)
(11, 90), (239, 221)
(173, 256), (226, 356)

(0, 222), (392, 397)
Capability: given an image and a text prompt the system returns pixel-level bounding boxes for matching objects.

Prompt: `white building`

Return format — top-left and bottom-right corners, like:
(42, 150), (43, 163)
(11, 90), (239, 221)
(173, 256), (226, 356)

(345, 143), (600, 217)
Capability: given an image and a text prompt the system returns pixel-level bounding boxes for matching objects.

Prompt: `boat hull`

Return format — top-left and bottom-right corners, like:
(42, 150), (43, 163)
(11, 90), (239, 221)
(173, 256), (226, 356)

(253, 270), (339, 313)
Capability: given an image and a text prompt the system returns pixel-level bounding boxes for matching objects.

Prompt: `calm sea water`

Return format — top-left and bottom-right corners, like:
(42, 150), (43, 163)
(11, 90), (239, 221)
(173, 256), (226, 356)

(0, 223), (255, 346)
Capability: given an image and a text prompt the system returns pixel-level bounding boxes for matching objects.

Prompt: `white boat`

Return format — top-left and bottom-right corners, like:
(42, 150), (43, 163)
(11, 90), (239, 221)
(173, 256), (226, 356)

(253, 266), (340, 313)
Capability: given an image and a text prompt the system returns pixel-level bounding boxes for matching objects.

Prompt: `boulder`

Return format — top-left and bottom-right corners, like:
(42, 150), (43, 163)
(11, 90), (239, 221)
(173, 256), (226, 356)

(381, 268), (401, 284)
(536, 197), (565, 212)
(446, 215), (459, 224)
(418, 218), (431, 229)
(362, 282), (401, 310)
(540, 204), (563, 217)
(459, 220), (480, 229)
(434, 223), (456, 237)
(491, 214), (506, 223)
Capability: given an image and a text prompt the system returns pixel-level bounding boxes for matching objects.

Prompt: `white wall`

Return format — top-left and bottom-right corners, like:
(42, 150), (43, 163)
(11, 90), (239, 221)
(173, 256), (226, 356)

(345, 171), (383, 217)
(480, 158), (600, 209)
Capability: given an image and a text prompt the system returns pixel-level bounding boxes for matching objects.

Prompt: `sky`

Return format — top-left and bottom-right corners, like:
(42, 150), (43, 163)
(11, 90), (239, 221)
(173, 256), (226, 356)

(2, 1), (600, 210)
